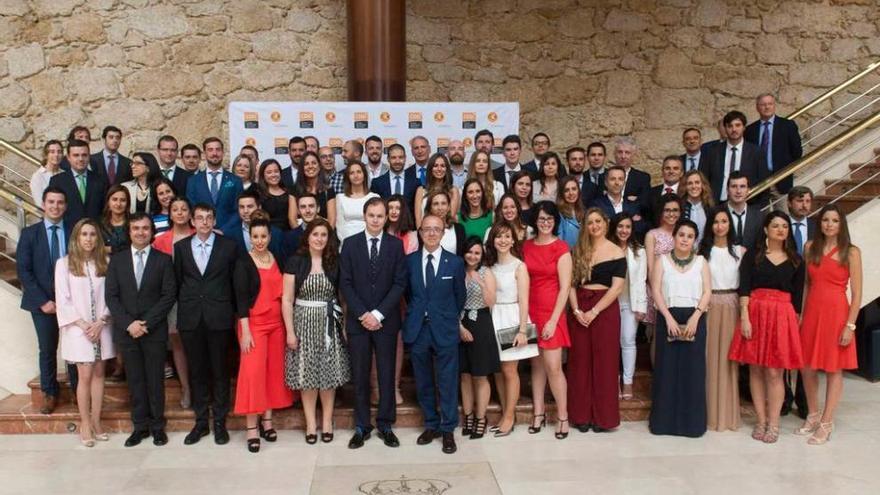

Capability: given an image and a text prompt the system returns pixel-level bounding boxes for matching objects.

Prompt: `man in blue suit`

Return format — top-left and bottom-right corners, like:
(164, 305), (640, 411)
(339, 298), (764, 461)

(221, 189), (285, 260)
(186, 137), (243, 229)
(17, 187), (78, 414)
(48, 139), (106, 226)
(340, 197), (408, 449)
(591, 166), (648, 240)
(745, 94), (803, 196)
(371, 144), (419, 216)
(403, 215), (466, 454)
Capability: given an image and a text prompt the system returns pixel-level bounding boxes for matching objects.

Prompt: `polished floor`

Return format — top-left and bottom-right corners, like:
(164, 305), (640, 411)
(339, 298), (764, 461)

(1, 374), (877, 495)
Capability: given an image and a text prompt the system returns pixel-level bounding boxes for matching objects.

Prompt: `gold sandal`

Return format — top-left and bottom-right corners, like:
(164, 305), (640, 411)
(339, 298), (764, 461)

(762, 424), (780, 444)
(751, 422), (767, 441)
(794, 412), (821, 436)
(807, 422), (833, 445)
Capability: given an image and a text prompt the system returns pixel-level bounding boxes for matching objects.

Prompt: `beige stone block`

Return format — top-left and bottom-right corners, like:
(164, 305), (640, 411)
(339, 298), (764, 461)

(557, 8), (595, 38)
(633, 129), (682, 163)
(578, 57), (620, 75)
(124, 69), (204, 99)
(126, 44), (166, 67)
(704, 32), (741, 49)
(252, 31), (305, 62)
(0, 83), (29, 117)
(654, 49), (700, 89)
(571, 103), (634, 136)
(644, 88), (714, 128)
(410, 0), (469, 18)
(753, 34), (797, 65)
(230, 0), (276, 33)
(408, 80), (449, 101)
(6, 43), (45, 79)
(543, 75), (596, 106)
(31, 0), (83, 16)
(165, 103), (223, 147)
(796, 39), (827, 62)
(788, 63), (850, 87)
(191, 16), (229, 35)
(304, 32), (345, 67)
(172, 35), (251, 65)
(0, 0), (29, 16)
(240, 61), (296, 90)
(728, 16), (762, 33)
(493, 13), (552, 43)
(620, 53), (651, 72)
(204, 69), (243, 97)
(829, 39), (863, 61)
(184, 0), (225, 16)
(592, 32), (626, 59)
(667, 27), (701, 49)
(286, 9), (322, 32)
(69, 67), (120, 103)
(602, 9), (649, 32)
(847, 21), (877, 38)
(126, 6), (189, 40)
(92, 100), (165, 131)
(62, 14), (105, 43)
(0, 17), (21, 41)
(422, 45), (453, 63)
(91, 45), (125, 67)
(524, 107), (580, 149)
(32, 106), (84, 142)
(472, 67), (507, 84)
(300, 66), (339, 88)
(692, 0), (726, 28)
(762, 3), (844, 34)
(714, 75), (778, 99)
(46, 46), (89, 67)
(604, 71), (642, 107)
(407, 16), (451, 44)
(0, 118), (27, 143)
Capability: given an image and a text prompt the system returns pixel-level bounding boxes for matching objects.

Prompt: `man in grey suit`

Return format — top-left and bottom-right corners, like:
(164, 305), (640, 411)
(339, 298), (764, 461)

(725, 172), (764, 250)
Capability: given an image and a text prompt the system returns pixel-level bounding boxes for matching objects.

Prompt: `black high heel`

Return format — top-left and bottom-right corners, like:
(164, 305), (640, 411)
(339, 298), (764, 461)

(246, 427), (260, 453)
(528, 413), (546, 434)
(321, 421), (334, 443)
(461, 413), (475, 436)
(259, 417), (277, 442)
(469, 417), (487, 440)
(555, 419), (569, 440)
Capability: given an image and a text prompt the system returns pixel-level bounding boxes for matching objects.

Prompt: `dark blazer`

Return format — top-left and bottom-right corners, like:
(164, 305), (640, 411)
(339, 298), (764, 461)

(700, 141), (769, 203)
(173, 234), (239, 331)
(643, 183), (681, 227)
(493, 163), (538, 192)
(680, 153), (705, 173)
(90, 151), (133, 186)
(105, 248), (177, 343)
(48, 170), (107, 226)
(164, 166), (193, 197)
(185, 169), (244, 229)
(745, 116), (802, 194)
(220, 219), (286, 261)
(591, 194), (648, 239)
(371, 168), (419, 210)
(284, 254), (339, 297)
(339, 232), (408, 334)
(281, 166), (297, 191)
(622, 166), (652, 205)
(282, 224), (305, 260)
(402, 249), (466, 348)
(232, 255), (284, 320)
(17, 220), (74, 312)
(729, 204), (765, 251)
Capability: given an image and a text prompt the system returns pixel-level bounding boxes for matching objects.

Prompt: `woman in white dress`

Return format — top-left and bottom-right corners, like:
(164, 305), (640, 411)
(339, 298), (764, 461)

(328, 162), (378, 246)
(30, 140), (64, 204)
(485, 220), (538, 436)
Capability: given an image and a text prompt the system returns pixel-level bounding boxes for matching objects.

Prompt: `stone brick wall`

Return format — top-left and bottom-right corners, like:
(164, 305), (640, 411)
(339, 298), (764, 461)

(1, 0), (878, 176)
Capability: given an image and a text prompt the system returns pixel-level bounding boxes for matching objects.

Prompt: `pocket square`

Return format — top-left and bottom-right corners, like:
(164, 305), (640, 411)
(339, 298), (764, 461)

(441, 276), (453, 280)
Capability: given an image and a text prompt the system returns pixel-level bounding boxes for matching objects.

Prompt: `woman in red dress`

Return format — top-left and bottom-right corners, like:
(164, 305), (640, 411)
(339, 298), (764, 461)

(523, 201), (572, 439)
(233, 218), (295, 453)
(797, 204), (862, 445)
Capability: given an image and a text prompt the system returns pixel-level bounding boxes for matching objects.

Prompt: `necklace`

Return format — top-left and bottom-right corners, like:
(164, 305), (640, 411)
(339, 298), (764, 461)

(252, 251), (271, 266)
(670, 251), (694, 268)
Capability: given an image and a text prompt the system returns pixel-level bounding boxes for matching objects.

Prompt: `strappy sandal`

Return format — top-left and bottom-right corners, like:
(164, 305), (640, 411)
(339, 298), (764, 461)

(469, 417), (487, 440)
(807, 422), (833, 445)
(762, 424), (780, 444)
(259, 417), (278, 442)
(555, 418), (569, 440)
(794, 412), (821, 436)
(751, 422), (767, 441)
(461, 413), (475, 436)
(528, 413), (546, 434)
(247, 426), (261, 453)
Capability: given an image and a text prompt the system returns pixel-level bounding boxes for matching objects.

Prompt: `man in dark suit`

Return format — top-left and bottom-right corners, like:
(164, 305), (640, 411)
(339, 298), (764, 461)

(522, 132), (551, 171)
(680, 127), (705, 173)
(564, 146), (595, 207)
(340, 198), (408, 449)
(612, 137), (652, 206)
(493, 134), (538, 191)
(745, 94), (803, 196)
(17, 187), (78, 414)
(700, 111), (769, 204)
(59, 125), (91, 172)
(89, 125), (132, 187)
(474, 129), (504, 170)
(725, 172), (765, 250)
(174, 203), (240, 446)
(156, 135), (192, 196)
(591, 166), (648, 239)
(49, 139), (106, 225)
(221, 191), (285, 260)
(282, 136), (306, 189)
(403, 215), (466, 454)
(643, 156), (684, 227)
(185, 137), (244, 229)
(371, 144), (419, 215)
(105, 213), (177, 447)
(282, 193), (319, 256)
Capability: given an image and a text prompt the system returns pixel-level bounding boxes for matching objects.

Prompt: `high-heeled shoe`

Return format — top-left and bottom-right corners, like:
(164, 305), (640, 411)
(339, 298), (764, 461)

(555, 418), (569, 440)
(807, 422), (833, 445)
(321, 421), (334, 443)
(305, 432), (318, 445)
(621, 384), (634, 401)
(246, 426), (261, 453)
(493, 424), (515, 437)
(762, 424), (780, 444)
(259, 417), (278, 442)
(80, 430), (95, 448)
(751, 422), (767, 441)
(794, 412), (821, 436)
(528, 413), (546, 434)
(461, 413), (475, 436)
(469, 417), (487, 440)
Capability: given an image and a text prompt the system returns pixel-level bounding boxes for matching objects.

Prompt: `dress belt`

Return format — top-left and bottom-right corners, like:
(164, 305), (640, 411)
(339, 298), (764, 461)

(295, 299), (327, 308)
(712, 289), (737, 294)
(294, 299), (342, 346)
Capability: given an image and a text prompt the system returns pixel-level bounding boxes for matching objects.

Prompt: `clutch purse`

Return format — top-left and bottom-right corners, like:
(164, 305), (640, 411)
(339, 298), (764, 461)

(667, 324), (695, 343)
(497, 323), (538, 350)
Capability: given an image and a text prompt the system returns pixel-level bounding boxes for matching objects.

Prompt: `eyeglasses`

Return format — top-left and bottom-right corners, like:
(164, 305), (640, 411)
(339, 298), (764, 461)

(663, 208), (681, 214)
(420, 227), (443, 234)
(536, 217), (554, 224)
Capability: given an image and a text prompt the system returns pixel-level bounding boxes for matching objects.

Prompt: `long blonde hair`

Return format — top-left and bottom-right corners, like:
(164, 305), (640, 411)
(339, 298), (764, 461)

(571, 207), (608, 285)
(67, 219), (108, 277)
(466, 150), (495, 206)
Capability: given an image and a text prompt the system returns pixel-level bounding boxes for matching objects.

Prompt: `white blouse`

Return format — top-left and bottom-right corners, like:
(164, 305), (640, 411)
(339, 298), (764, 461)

(660, 255), (705, 308)
(708, 245), (744, 290)
(440, 225), (457, 254)
(620, 246), (647, 313)
(335, 192), (379, 246)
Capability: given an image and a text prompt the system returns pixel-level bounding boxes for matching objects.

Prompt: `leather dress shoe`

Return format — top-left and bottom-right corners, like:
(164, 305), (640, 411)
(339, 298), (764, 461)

(184, 425), (209, 445)
(39, 393), (56, 415)
(213, 423), (230, 445)
(377, 429), (400, 448)
(441, 432), (457, 454)
(152, 430), (168, 446)
(124, 430), (150, 447)
(348, 429), (371, 449)
(417, 429), (440, 445)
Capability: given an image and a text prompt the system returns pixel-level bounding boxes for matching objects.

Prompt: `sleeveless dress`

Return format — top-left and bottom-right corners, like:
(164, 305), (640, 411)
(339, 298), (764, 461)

(800, 247), (857, 371)
(491, 259), (539, 361)
(523, 238), (571, 349)
(285, 273), (351, 390)
(644, 228), (675, 324)
(459, 266), (500, 376)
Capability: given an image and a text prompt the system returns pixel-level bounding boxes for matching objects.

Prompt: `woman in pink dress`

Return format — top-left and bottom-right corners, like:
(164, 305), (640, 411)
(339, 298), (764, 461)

(797, 204), (862, 445)
(644, 194), (680, 359)
(56, 219), (115, 447)
(523, 201), (572, 439)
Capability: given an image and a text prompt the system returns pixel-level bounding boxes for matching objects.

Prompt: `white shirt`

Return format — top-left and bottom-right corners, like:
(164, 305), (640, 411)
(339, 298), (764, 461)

(789, 215), (808, 245)
(191, 233), (215, 275)
(422, 246), (442, 285)
(720, 140), (744, 201)
(103, 149), (118, 172)
(607, 192), (624, 214)
(660, 182), (679, 195)
(365, 231), (385, 322)
(30, 166), (59, 204)
(684, 152), (701, 172)
(130, 245), (151, 286)
(708, 246), (743, 290)
(389, 171), (406, 195)
(159, 164), (177, 181)
(205, 167), (223, 190)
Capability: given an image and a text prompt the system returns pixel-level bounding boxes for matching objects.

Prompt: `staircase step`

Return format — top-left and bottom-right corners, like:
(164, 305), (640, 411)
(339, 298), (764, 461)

(824, 177), (880, 196)
(848, 162), (880, 180)
(813, 194), (876, 214)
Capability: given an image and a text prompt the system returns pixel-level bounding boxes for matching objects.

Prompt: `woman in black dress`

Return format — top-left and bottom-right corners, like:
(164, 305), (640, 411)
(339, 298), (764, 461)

(258, 159), (296, 231)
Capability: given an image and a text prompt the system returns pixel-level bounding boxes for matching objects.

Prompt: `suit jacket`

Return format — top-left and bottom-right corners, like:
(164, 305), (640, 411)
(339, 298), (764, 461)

(370, 168), (419, 212)
(729, 204), (765, 251)
(48, 170), (107, 226)
(281, 166), (298, 190)
(622, 167), (652, 205)
(105, 248), (177, 344)
(643, 183), (682, 227)
(185, 169), (244, 229)
(402, 249), (466, 347)
(173, 234), (240, 331)
(745, 116), (802, 194)
(493, 163), (538, 192)
(591, 194), (648, 239)
(680, 153), (705, 173)
(220, 218), (286, 261)
(339, 232), (408, 335)
(700, 141), (768, 203)
(162, 166), (193, 197)
(17, 220), (74, 312)
(90, 151), (133, 187)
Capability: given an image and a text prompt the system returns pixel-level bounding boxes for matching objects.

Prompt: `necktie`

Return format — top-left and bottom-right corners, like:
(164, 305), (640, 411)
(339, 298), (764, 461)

(418, 166), (426, 186)
(793, 222), (804, 255)
(394, 175), (402, 195)
(76, 174), (86, 203)
(732, 211), (745, 245)
(107, 155), (116, 184)
(135, 250), (145, 289)
(760, 121), (772, 172)
(688, 157), (696, 172)
(729, 146), (738, 173)
(198, 242), (209, 274)
(162, 168), (172, 178)
(507, 170), (515, 186)
(664, 186), (673, 194)
(209, 171), (220, 203)
(49, 225), (60, 265)
(425, 253), (435, 291)
(370, 237), (379, 273)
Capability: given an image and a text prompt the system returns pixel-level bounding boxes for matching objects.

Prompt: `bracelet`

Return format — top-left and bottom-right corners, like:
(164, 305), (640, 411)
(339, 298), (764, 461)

(573, 308), (582, 314)
(845, 323), (856, 331)
(588, 309), (599, 318)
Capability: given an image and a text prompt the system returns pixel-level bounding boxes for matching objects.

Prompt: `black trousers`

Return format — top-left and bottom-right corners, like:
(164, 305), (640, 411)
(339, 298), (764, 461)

(348, 329), (398, 431)
(120, 339), (167, 433)
(783, 370), (807, 412)
(180, 326), (232, 426)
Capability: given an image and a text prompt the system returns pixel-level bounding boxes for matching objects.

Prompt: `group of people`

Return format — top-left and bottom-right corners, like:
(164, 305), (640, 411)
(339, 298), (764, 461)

(18, 92), (862, 454)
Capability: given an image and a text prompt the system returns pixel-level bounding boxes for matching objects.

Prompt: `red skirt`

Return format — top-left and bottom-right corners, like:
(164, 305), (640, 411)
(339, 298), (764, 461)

(728, 289), (803, 370)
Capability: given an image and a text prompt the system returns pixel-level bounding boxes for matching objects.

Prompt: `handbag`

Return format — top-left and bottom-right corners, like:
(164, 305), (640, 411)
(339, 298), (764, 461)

(667, 324), (696, 343)
(497, 322), (538, 350)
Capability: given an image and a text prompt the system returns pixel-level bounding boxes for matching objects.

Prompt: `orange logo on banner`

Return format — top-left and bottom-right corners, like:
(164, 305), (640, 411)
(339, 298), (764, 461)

(463, 137), (473, 148)
(328, 138), (344, 148)
(380, 112), (391, 123)
(244, 112), (259, 129)
(383, 138), (398, 147)
(300, 112), (314, 120)
(434, 112), (445, 122)
(408, 112), (422, 121)
(273, 137), (288, 154)
(270, 111), (282, 122)
(462, 112), (476, 122)
(244, 112), (259, 121)
(245, 137), (256, 146)
(325, 112), (336, 123)
(487, 112), (498, 123)
(437, 138), (450, 148)
(354, 112), (369, 121)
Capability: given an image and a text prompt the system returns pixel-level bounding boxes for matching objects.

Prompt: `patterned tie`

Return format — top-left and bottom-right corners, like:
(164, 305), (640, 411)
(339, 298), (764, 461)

(197, 242), (209, 275)
(135, 250), (145, 289)
(507, 170), (515, 187)
(418, 166), (426, 186)
(394, 175), (402, 195)
(76, 174), (86, 203)
(664, 186), (673, 195)
(107, 155), (116, 184)
(793, 222), (804, 255)
(688, 157), (696, 172)
(370, 237), (379, 274)
(209, 171), (220, 203)
(760, 121), (772, 172)
(49, 225), (60, 265)
(425, 253), (435, 291)
(162, 167), (172, 178)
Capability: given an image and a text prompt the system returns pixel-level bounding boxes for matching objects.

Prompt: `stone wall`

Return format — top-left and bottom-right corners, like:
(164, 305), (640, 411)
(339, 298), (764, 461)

(1, 0), (879, 176)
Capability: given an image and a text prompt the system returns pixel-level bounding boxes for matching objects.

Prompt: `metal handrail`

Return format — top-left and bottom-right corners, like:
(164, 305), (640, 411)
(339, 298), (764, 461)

(787, 60), (880, 121)
(749, 109), (880, 200)
(0, 138), (41, 167)
(0, 186), (42, 218)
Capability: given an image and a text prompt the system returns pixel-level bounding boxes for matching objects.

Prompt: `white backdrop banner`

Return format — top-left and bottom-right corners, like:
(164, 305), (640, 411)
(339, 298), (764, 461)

(228, 101), (520, 168)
